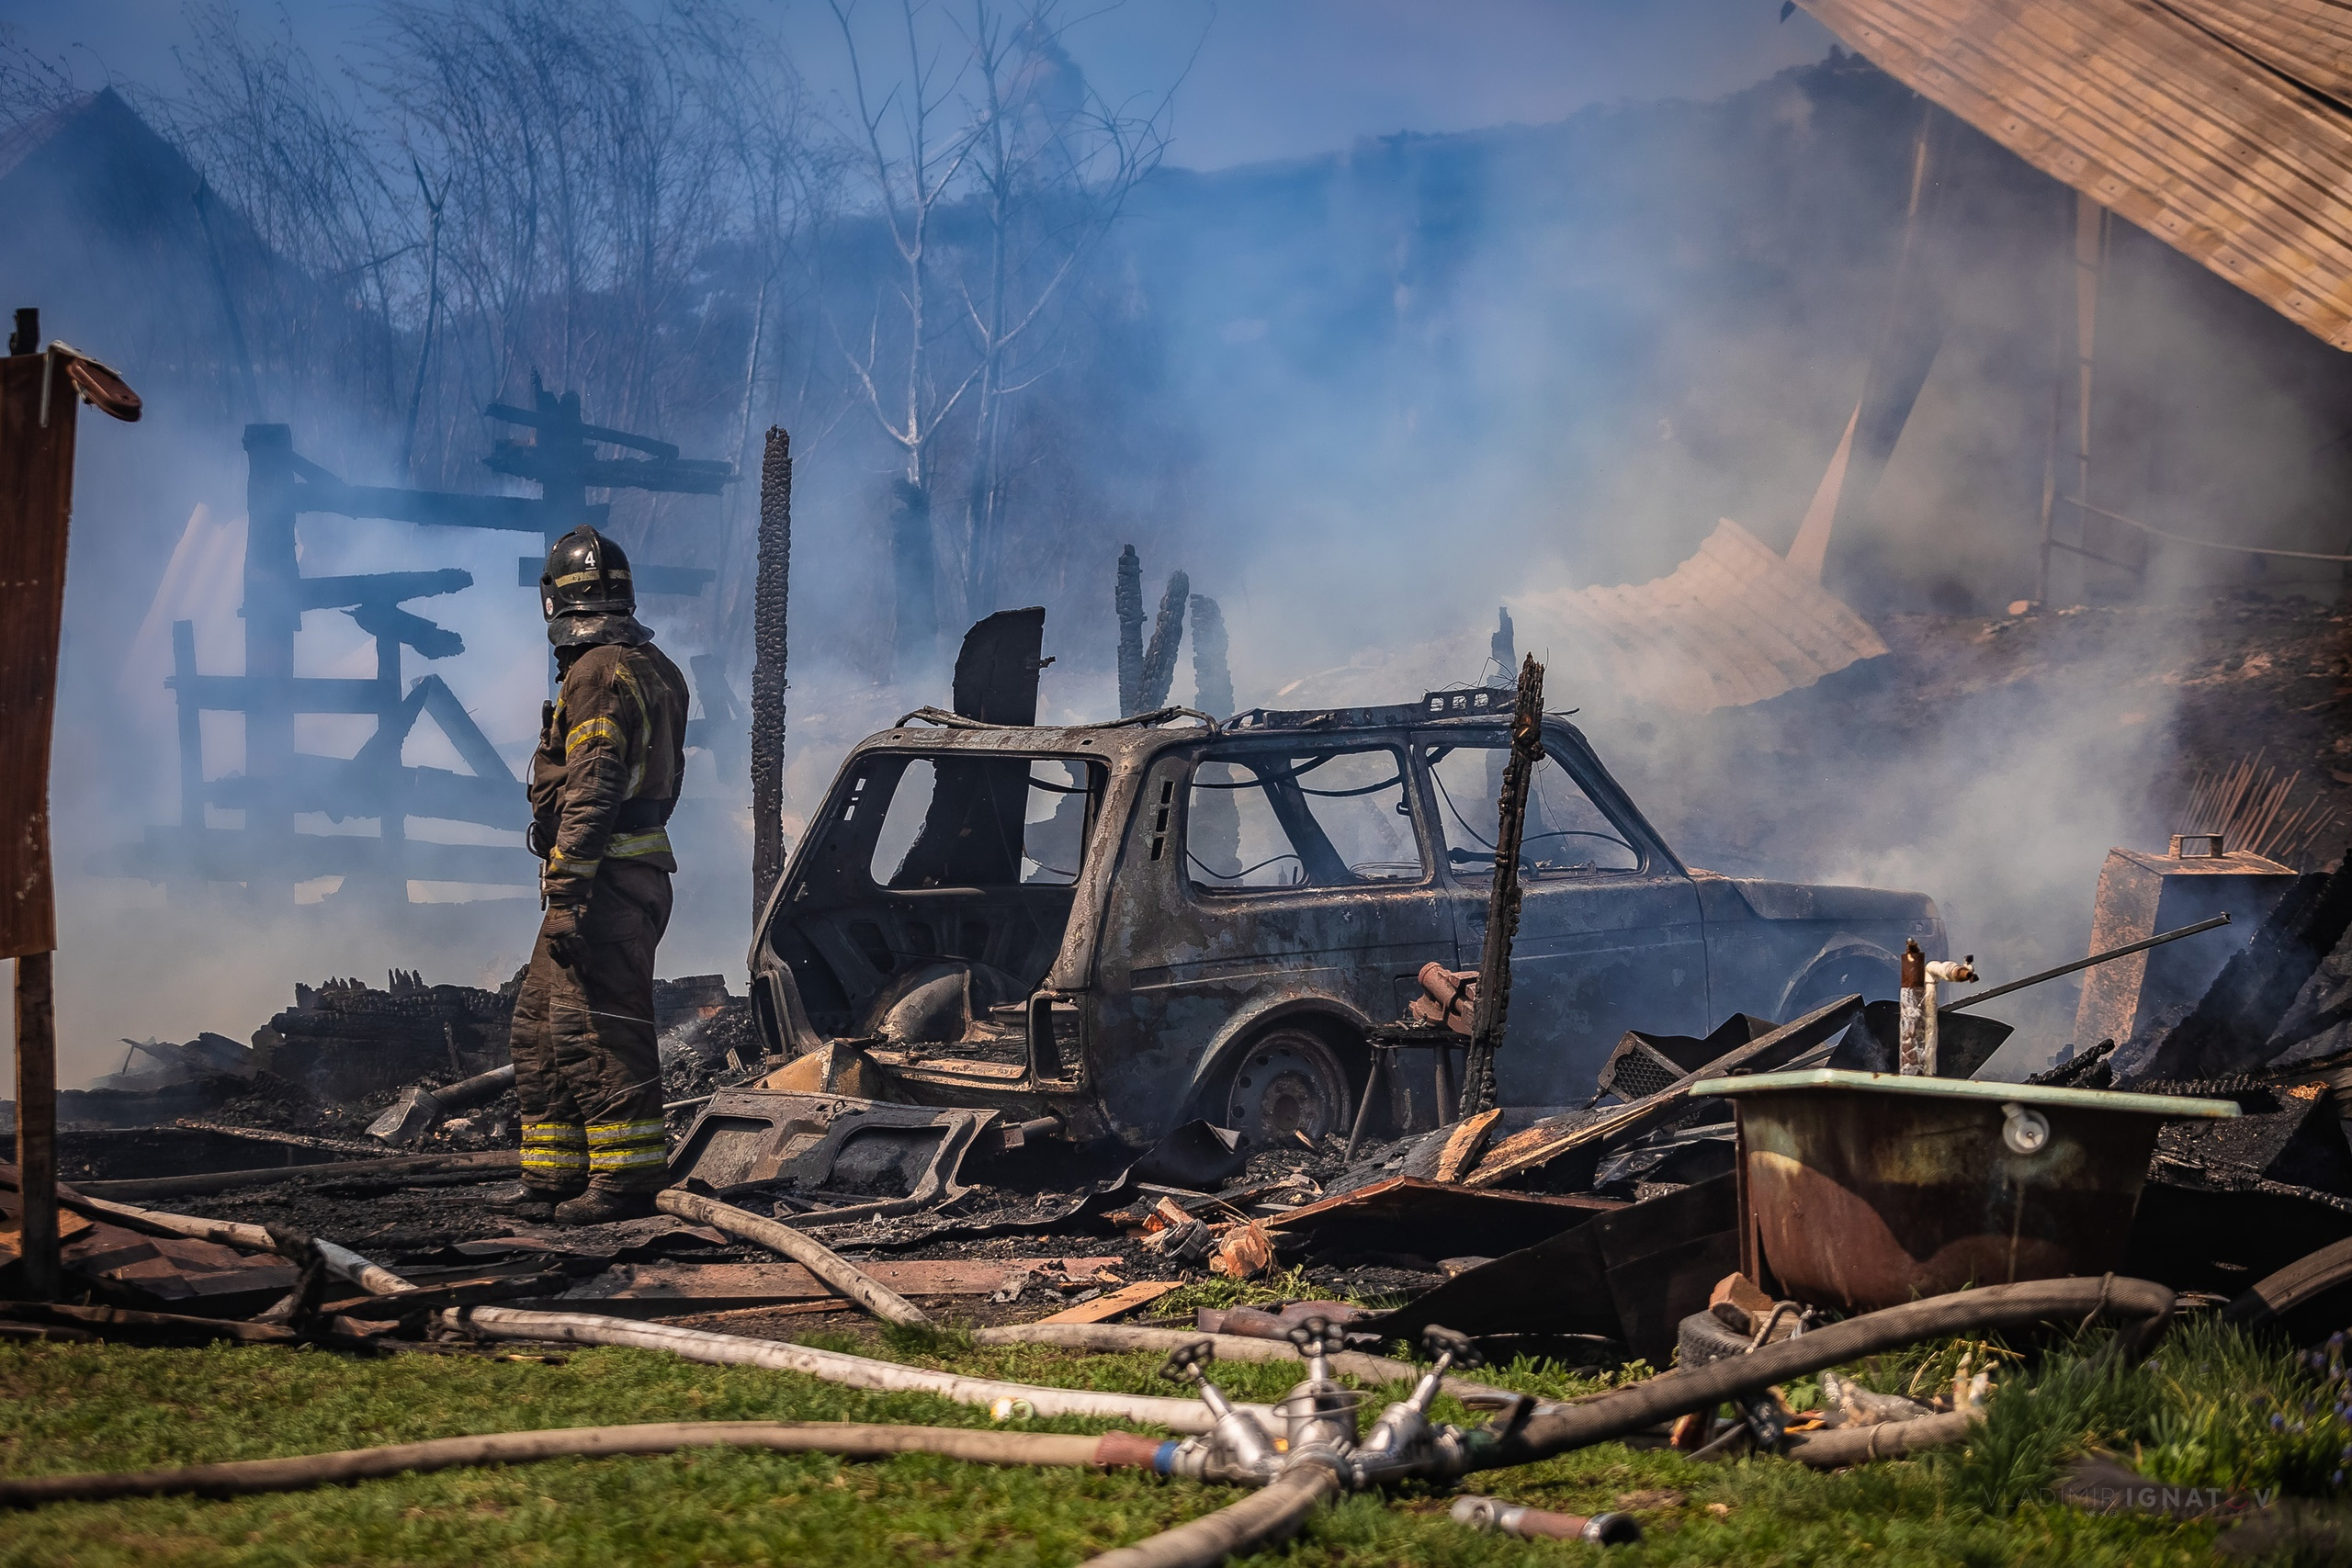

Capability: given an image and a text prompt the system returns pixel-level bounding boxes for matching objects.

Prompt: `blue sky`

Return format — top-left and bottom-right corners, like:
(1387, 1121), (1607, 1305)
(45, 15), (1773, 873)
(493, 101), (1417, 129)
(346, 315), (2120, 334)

(4, 0), (1838, 170)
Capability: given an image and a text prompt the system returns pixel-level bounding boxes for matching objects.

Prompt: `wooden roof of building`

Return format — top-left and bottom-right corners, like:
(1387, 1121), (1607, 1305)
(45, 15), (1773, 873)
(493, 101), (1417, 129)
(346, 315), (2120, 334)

(1797, 0), (2352, 348)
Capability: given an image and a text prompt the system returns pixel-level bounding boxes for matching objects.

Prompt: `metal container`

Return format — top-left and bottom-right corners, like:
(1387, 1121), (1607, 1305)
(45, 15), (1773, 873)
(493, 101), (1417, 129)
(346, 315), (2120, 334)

(1691, 1068), (2239, 1313)
(2074, 842), (2294, 1050)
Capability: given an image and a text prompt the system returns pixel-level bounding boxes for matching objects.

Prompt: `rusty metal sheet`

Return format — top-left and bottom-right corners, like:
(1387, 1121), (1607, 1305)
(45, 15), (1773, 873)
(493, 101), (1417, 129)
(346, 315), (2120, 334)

(1363, 1173), (1739, 1363)
(1798, 0), (2352, 350)
(59, 1221), (300, 1318)
(0, 350), (75, 958)
(2126, 1177), (2352, 1295)
(1264, 1176), (1621, 1263)
(667, 1090), (996, 1223)
(1600, 1213), (1746, 1366)
(1520, 521), (1888, 716)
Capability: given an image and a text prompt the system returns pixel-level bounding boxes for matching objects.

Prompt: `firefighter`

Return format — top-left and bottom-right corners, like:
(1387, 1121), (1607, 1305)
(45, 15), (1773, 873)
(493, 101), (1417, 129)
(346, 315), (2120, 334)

(490, 525), (690, 1224)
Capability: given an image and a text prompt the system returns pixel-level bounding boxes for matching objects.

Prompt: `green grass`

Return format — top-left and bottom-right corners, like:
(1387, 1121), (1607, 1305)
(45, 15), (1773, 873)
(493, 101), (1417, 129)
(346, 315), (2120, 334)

(1148, 1265), (1340, 1323)
(0, 1315), (2335, 1565)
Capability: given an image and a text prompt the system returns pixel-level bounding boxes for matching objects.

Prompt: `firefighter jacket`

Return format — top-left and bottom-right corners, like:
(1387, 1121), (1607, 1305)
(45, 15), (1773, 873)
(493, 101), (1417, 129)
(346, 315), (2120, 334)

(529, 640), (690, 904)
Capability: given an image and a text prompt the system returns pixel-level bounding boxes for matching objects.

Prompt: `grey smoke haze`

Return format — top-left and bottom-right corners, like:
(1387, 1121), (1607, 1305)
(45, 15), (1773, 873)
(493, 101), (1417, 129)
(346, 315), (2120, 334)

(2, 3), (2341, 1087)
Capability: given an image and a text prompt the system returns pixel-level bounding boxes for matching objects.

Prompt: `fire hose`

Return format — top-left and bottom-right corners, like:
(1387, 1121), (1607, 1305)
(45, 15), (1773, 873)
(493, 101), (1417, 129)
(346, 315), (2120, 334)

(1086, 1467), (1343, 1568)
(652, 1189), (929, 1326)
(437, 1306), (1280, 1436)
(0, 1422), (1144, 1506)
(0, 1274), (2177, 1568)
(1454, 1274), (2172, 1472)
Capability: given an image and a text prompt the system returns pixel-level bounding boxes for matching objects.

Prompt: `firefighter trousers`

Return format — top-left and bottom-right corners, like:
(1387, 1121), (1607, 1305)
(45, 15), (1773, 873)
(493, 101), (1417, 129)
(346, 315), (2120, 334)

(509, 859), (673, 1194)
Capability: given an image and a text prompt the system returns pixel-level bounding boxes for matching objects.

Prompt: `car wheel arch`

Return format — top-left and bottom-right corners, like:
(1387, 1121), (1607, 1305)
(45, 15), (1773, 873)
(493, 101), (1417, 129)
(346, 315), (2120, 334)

(1774, 939), (1904, 1019)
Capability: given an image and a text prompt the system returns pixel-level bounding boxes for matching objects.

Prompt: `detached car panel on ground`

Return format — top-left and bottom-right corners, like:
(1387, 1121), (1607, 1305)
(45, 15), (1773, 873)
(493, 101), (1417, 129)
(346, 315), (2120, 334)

(749, 695), (1945, 1149)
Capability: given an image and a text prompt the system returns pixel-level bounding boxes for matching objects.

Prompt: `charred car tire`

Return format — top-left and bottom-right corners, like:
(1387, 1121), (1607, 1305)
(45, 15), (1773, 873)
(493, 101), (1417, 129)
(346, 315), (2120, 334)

(1677, 1308), (1756, 1370)
(1221, 1026), (1351, 1147)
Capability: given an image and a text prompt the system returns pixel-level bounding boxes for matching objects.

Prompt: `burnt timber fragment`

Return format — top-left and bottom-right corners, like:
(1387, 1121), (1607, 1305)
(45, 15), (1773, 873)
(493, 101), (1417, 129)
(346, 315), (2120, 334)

(1460, 654), (1544, 1118)
(2133, 864), (2352, 1082)
(1136, 570), (1190, 712)
(751, 426), (792, 920)
(1114, 545), (1146, 716)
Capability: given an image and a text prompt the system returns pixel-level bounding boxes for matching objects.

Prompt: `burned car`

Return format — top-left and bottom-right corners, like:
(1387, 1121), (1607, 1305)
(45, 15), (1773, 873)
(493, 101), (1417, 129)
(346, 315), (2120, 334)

(747, 690), (1944, 1151)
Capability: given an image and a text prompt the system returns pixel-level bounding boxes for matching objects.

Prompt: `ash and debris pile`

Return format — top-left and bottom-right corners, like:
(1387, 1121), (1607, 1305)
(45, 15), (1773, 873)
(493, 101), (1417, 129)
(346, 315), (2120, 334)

(57, 967), (759, 1155)
(258, 971), (513, 1101)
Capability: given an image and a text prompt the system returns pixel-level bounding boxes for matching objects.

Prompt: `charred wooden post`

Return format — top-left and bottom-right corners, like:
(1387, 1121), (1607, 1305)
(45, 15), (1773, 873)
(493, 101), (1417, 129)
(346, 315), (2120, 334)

(752, 426), (792, 920)
(1137, 571), (1190, 712)
(12, 955), (56, 1298)
(1115, 546), (1145, 716)
(1187, 594), (1239, 871)
(1461, 655), (1544, 1119)
(1189, 595), (1234, 719)
(241, 424), (302, 896)
(2, 317), (140, 1299)
(483, 381), (729, 595)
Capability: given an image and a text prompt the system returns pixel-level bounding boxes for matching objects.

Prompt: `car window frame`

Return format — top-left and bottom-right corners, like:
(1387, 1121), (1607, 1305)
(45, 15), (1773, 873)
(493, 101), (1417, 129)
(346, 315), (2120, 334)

(1180, 735), (1435, 898)
(1412, 728), (1656, 883)
(829, 748), (1109, 895)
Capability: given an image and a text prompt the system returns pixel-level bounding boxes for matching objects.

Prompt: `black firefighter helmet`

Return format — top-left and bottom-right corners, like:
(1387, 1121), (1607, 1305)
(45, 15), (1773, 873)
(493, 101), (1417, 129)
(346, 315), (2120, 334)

(540, 525), (635, 621)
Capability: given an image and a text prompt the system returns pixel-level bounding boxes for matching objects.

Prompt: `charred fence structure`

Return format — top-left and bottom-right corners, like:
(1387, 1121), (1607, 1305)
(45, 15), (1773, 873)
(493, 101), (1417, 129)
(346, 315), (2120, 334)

(112, 387), (737, 904)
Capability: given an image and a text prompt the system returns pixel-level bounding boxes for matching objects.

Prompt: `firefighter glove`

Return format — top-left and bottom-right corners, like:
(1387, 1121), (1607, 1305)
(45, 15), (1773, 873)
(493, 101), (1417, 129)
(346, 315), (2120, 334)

(544, 902), (591, 971)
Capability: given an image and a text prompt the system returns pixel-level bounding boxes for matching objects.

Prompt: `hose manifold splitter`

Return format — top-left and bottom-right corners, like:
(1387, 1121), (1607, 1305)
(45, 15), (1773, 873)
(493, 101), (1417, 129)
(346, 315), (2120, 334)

(1148, 1318), (1526, 1492)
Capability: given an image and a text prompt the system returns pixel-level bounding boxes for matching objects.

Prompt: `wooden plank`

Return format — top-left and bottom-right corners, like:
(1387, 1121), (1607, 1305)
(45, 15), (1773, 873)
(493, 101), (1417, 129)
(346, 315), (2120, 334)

(0, 1208), (91, 1261)
(1034, 1281), (1182, 1325)
(1434, 1110), (1503, 1184)
(541, 1258), (1125, 1319)
(75, 1150), (518, 1201)
(2167, 1), (2352, 110)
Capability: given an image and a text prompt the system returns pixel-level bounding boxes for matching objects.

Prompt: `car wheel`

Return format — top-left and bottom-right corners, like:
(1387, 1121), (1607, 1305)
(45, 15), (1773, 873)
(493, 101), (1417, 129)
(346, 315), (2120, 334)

(1222, 1026), (1351, 1147)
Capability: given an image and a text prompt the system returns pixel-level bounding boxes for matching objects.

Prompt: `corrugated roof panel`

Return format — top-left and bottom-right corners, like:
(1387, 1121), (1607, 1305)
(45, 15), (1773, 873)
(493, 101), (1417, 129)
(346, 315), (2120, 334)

(1799, 0), (2352, 347)
(1522, 520), (1888, 714)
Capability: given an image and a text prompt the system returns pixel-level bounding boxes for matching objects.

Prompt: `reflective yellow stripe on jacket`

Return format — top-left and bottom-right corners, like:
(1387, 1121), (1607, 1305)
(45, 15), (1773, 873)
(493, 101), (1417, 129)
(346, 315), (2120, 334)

(606, 829), (672, 860)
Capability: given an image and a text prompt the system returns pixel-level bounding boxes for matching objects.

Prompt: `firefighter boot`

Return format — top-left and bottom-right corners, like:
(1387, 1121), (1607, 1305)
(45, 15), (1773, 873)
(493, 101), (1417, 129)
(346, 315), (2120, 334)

(483, 1180), (583, 1223)
(554, 1188), (660, 1226)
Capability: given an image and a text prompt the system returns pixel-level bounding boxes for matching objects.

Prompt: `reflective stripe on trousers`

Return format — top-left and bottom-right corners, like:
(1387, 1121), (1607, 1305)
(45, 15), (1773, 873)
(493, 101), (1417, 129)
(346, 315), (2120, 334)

(522, 1121), (588, 1181)
(587, 1118), (666, 1175)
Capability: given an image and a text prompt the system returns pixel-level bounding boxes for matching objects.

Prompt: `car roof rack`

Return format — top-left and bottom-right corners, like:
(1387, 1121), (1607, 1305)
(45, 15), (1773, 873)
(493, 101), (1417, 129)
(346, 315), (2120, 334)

(896, 705), (1218, 732)
(1226, 687), (1526, 732)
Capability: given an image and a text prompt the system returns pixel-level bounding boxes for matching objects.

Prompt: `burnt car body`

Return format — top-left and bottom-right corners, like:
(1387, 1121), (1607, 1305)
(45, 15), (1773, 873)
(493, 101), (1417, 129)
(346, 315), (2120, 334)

(747, 691), (1945, 1150)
